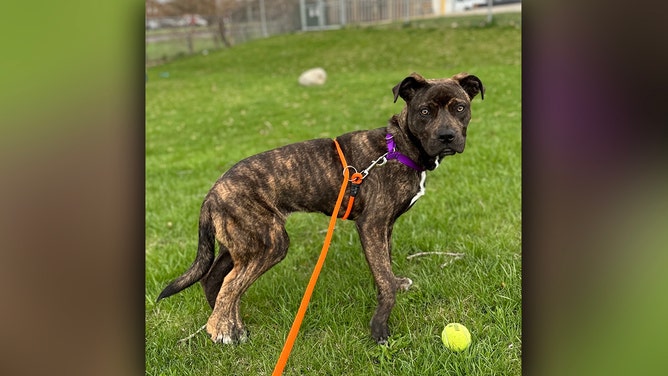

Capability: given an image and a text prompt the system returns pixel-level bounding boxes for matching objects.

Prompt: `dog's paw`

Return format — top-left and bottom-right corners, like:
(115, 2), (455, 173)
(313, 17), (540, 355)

(211, 332), (235, 345)
(371, 325), (390, 345)
(209, 328), (249, 345)
(206, 318), (248, 345)
(376, 337), (389, 346)
(370, 317), (390, 344)
(395, 277), (413, 292)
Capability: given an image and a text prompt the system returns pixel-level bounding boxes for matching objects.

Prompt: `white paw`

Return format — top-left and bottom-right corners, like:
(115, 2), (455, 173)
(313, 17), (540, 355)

(212, 332), (233, 344)
(397, 277), (413, 292)
(221, 335), (234, 345)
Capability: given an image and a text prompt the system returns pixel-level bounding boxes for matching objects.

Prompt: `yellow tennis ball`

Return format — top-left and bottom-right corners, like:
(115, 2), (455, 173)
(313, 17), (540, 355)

(441, 323), (471, 351)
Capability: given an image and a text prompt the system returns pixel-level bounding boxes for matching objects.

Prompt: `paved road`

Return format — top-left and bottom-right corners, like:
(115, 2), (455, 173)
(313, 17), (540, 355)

(462, 2), (521, 16)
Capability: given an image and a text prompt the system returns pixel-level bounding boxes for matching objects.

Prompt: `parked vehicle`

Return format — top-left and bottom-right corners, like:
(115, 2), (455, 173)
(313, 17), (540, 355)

(146, 15), (208, 30)
(454, 0), (487, 12)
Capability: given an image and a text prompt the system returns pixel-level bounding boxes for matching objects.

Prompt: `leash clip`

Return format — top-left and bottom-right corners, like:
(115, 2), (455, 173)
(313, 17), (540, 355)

(361, 153), (388, 178)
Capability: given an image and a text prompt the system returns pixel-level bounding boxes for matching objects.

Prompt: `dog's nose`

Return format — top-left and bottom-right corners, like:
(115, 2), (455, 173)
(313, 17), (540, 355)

(438, 129), (456, 144)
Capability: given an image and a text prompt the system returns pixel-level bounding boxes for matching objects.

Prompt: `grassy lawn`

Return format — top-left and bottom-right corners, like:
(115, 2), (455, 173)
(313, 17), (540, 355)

(145, 12), (521, 376)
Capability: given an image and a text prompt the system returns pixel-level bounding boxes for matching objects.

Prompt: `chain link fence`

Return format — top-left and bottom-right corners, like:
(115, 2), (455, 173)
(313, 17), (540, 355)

(147, 0), (437, 66)
(146, 0), (518, 66)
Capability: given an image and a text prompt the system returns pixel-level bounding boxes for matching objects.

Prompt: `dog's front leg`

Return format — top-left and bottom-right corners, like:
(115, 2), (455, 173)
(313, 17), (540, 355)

(355, 218), (407, 344)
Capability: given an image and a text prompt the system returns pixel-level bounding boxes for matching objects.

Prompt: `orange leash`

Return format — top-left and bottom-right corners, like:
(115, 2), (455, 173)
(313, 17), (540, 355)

(271, 139), (350, 375)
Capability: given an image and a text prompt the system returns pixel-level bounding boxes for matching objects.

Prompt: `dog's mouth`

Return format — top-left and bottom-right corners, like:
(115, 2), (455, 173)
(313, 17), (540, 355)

(439, 148), (458, 158)
(428, 138), (465, 159)
(442, 148), (457, 156)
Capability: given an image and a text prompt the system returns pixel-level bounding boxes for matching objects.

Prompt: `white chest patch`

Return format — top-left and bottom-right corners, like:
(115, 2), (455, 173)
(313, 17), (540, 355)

(409, 171), (427, 207)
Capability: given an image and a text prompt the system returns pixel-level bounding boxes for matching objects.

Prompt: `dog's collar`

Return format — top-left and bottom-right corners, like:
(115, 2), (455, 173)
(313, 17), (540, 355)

(385, 134), (425, 172)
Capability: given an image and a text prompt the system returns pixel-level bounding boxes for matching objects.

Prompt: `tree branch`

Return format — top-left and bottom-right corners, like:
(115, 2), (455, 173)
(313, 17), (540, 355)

(406, 251), (465, 260)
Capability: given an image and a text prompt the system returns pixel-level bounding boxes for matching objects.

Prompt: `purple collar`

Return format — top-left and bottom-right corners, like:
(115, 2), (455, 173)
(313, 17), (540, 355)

(385, 134), (424, 172)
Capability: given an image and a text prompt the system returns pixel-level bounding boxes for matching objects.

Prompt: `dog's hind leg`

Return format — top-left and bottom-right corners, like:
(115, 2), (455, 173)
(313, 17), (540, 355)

(206, 216), (290, 344)
(201, 243), (234, 309)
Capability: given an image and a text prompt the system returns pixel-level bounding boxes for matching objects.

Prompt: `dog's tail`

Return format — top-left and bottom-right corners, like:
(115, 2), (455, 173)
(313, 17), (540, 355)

(157, 200), (216, 302)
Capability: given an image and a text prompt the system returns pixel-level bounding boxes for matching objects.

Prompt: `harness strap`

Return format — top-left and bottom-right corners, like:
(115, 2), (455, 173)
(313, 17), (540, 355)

(333, 138), (348, 176)
(341, 172), (363, 220)
(333, 139), (362, 220)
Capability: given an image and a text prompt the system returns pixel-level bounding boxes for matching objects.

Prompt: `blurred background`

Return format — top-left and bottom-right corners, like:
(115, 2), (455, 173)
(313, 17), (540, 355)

(145, 0), (521, 65)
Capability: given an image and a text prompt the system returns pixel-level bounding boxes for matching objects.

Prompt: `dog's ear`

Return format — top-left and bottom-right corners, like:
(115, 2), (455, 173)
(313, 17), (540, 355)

(392, 73), (429, 103)
(452, 73), (484, 100)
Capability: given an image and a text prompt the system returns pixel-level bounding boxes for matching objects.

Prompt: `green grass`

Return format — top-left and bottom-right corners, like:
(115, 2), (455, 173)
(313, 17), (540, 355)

(146, 13), (521, 376)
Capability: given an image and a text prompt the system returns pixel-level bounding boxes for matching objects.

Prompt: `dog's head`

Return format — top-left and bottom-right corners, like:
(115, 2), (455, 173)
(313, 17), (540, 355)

(392, 72), (484, 163)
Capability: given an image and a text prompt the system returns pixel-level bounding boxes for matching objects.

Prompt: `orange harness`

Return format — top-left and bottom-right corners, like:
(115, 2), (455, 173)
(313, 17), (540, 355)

(334, 139), (365, 220)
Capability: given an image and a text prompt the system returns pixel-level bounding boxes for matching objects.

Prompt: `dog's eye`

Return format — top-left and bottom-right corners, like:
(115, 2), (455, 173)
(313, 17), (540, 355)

(455, 105), (465, 112)
(420, 108), (430, 116)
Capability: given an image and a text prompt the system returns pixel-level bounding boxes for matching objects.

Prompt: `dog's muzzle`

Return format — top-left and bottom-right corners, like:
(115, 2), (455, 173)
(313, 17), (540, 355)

(434, 129), (465, 157)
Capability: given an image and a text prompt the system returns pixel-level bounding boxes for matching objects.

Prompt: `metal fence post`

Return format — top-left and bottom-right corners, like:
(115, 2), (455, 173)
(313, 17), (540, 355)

(300, 0), (307, 31)
(340, 0), (346, 26)
(260, 0), (268, 37)
(404, 0), (410, 23)
(487, 0), (493, 23)
(317, 0), (324, 28)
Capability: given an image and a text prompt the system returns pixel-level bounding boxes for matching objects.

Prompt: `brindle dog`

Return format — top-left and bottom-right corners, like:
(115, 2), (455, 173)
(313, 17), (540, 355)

(157, 72), (484, 344)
